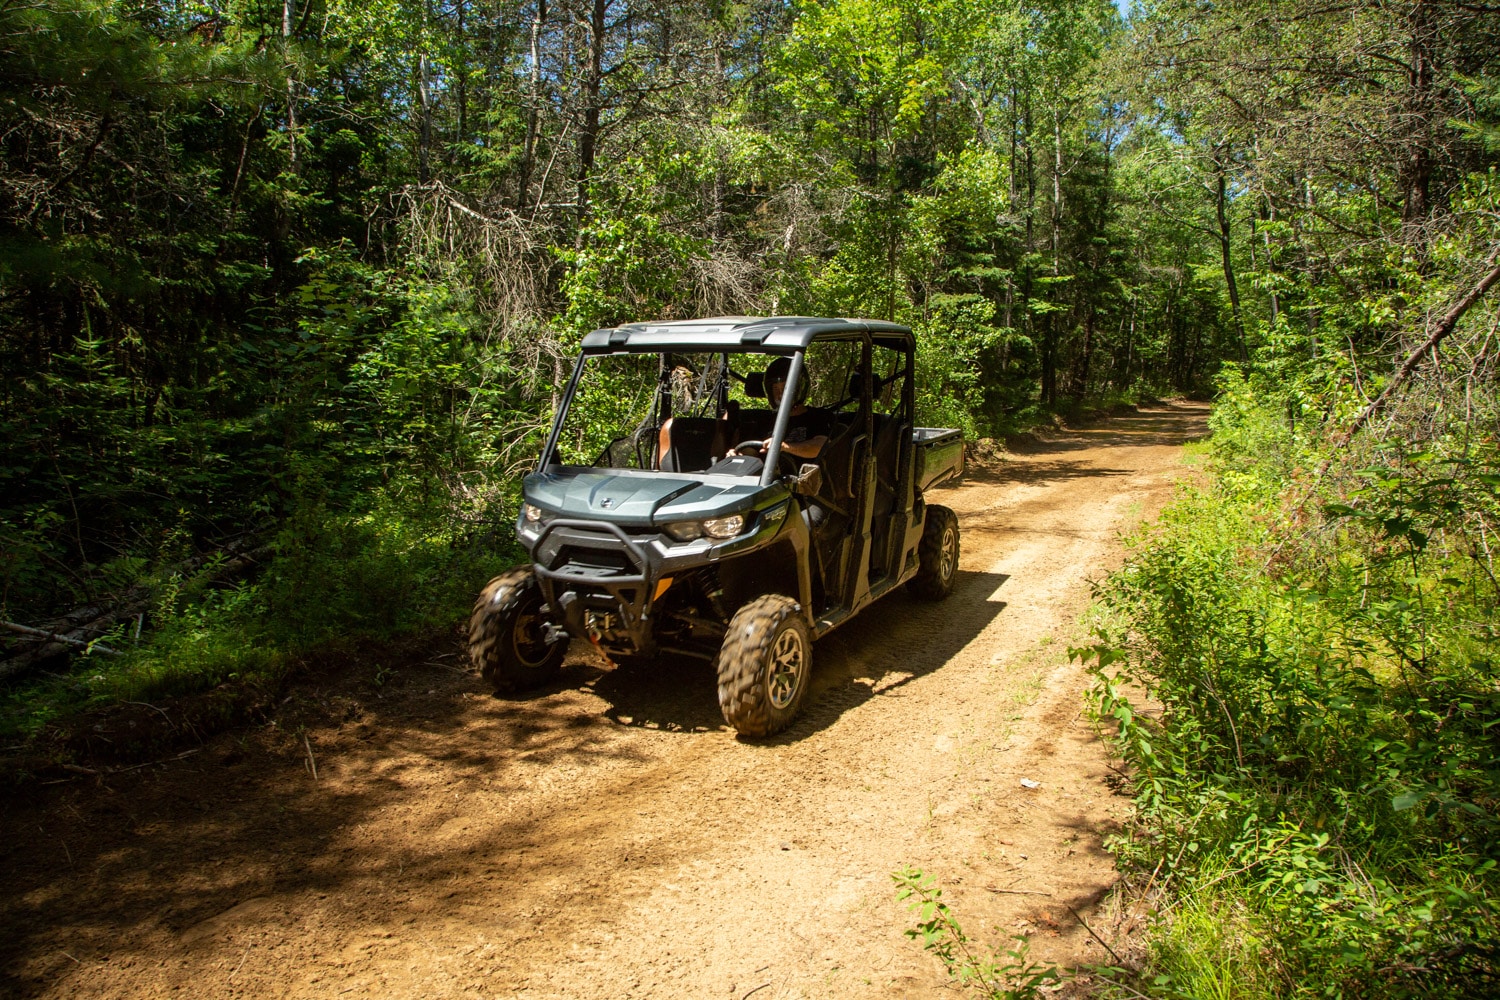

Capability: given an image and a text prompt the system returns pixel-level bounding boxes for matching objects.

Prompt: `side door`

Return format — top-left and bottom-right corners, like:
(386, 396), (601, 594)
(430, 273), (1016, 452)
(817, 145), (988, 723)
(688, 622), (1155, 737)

(798, 336), (874, 612)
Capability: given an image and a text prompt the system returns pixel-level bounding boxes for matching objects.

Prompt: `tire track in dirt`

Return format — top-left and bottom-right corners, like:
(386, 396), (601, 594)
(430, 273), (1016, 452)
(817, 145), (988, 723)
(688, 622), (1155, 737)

(0, 403), (1207, 999)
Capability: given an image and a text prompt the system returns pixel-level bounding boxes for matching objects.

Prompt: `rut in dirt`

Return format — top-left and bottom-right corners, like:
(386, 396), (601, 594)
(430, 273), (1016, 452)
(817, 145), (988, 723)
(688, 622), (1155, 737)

(0, 403), (1208, 1000)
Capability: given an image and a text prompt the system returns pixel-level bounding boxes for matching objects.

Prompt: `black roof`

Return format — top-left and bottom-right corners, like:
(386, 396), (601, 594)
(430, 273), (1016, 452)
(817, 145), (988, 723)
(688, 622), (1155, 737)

(579, 316), (914, 355)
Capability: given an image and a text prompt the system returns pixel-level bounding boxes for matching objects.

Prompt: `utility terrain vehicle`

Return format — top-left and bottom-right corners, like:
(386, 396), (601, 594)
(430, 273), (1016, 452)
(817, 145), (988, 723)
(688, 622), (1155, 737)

(470, 316), (964, 735)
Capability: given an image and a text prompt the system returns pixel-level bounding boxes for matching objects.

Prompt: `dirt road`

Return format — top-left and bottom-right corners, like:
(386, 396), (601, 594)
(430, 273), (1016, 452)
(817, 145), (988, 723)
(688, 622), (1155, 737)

(1, 403), (1207, 999)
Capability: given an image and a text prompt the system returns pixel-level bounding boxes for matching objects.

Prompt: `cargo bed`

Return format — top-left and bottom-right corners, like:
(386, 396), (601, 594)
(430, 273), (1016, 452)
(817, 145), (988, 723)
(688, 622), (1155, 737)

(914, 427), (963, 492)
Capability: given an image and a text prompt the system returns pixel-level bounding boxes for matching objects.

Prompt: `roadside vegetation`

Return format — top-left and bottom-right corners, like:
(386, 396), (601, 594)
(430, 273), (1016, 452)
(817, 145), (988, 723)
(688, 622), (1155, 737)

(3, 0), (1498, 993)
(1070, 3), (1500, 997)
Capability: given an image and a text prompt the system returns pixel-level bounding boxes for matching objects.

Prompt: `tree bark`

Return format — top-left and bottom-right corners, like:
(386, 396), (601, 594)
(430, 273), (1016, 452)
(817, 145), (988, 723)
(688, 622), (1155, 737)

(418, 52), (434, 183)
(519, 0), (546, 210)
(576, 0), (608, 227)
(283, 0), (297, 171)
(1215, 160), (1248, 363)
(1399, 0), (1437, 242)
(455, 0), (468, 151)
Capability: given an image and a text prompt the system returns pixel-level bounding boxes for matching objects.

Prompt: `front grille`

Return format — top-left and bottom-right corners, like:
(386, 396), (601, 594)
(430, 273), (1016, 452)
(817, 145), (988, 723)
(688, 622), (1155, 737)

(554, 545), (632, 577)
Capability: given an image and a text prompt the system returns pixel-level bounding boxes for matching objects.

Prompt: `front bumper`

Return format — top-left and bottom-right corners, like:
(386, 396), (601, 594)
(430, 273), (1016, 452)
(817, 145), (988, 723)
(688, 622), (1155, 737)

(519, 506), (791, 653)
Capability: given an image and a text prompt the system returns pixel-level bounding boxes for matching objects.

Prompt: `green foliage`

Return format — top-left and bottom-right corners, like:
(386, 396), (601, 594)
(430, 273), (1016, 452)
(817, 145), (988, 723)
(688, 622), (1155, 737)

(1080, 377), (1500, 998)
(892, 866), (1063, 999)
(559, 209), (707, 333)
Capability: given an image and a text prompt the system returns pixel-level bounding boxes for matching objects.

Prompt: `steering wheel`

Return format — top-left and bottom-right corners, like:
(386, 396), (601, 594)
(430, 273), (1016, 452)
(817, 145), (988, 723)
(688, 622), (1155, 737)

(735, 438), (803, 477)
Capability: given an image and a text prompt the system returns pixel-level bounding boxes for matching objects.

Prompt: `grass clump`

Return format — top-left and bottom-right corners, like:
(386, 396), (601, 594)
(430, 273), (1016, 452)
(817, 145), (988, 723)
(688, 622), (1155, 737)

(893, 866), (1063, 999)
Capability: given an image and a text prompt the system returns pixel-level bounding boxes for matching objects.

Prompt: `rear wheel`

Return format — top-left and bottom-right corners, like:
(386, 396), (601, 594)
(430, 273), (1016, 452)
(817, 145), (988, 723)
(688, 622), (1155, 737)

(715, 595), (811, 737)
(469, 568), (566, 693)
(908, 504), (959, 600)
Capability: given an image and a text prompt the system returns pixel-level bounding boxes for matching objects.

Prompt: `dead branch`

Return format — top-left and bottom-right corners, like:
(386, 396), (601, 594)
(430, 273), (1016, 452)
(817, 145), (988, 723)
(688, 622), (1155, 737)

(1, 621), (119, 656)
(1333, 245), (1500, 450)
(0, 540), (271, 683)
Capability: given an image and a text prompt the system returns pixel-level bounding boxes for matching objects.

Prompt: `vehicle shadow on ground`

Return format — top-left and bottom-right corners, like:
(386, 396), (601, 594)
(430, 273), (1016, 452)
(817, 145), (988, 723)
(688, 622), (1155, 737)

(0, 566), (1014, 993)
(573, 569), (1012, 741)
(787, 569), (1011, 741)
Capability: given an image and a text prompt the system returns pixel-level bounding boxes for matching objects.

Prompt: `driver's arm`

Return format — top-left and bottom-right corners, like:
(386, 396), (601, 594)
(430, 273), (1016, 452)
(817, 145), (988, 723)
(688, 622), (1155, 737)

(776, 435), (827, 459)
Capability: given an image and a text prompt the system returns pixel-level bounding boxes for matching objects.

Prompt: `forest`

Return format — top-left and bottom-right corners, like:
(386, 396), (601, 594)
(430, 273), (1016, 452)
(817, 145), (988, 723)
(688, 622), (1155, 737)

(2, 0), (1498, 995)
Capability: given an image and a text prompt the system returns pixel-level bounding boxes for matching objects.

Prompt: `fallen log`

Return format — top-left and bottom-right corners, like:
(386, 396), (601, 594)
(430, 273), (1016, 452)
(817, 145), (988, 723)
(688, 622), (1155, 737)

(1333, 244), (1500, 450)
(0, 595), (153, 682)
(1, 621), (119, 656)
(0, 541), (271, 684)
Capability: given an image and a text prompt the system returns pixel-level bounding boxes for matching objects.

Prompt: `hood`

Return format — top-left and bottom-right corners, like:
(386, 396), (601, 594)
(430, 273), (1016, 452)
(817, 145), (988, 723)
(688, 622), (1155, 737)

(523, 469), (764, 524)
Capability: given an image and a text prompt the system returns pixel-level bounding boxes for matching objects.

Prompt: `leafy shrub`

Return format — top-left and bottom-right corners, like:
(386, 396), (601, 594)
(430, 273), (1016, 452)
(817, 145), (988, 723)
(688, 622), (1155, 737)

(1081, 382), (1500, 998)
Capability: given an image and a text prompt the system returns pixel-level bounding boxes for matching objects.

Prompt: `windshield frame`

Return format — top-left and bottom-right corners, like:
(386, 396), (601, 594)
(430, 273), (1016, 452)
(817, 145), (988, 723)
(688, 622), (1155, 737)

(537, 348), (810, 487)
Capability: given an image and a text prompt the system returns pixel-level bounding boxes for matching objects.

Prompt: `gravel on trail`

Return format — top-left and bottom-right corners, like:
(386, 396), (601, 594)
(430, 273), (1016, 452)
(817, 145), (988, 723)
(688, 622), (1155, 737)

(0, 403), (1208, 999)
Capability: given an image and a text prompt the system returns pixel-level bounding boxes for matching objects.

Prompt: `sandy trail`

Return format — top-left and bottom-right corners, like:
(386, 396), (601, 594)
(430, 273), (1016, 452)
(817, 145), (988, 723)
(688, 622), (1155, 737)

(1, 403), (1207, 999)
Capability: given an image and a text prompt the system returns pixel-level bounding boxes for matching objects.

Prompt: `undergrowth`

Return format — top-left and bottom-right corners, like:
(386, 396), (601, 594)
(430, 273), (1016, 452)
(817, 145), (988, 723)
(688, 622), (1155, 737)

(0, 495), (518, 744)
(1077, 369), (1500, 999)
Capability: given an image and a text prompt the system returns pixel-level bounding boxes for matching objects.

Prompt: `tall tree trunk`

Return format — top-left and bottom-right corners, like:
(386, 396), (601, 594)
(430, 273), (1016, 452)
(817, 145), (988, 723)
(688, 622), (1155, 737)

(454, 0), (468, 151)
(1252, 136), (1278, 324)
(1076, 307), (1094, 399)
(712, 41), (726, 239)
(1215, 160), (1248, 363)
(418, 52), (433, 183)
(519, 0), (546, 210)
(1023, 86), (1041, 401)
(1041, 109), (1063, 405)
(283, 0), (297, 171)
(576, 0), (608, 228)
(1259, 198), (1279, 325)
(1051, 112), (1062, 276)
(1400, 0), (1436, 244)
(1003, 80), (1018, 331)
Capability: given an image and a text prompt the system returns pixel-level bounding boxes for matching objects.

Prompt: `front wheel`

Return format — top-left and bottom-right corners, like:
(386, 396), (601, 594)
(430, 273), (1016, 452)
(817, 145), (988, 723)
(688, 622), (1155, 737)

(715, 595), (812, 737)
(469, 568), (566, 693)
(907, 504), (959, 601)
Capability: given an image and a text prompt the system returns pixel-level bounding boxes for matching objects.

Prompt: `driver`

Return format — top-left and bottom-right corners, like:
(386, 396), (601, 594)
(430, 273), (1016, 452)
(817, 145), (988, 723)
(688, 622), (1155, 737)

(762, 355), (834, 460)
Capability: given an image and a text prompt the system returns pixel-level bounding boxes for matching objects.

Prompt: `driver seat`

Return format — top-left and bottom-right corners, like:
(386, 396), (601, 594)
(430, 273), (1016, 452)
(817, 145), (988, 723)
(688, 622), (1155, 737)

(658, 417), (722, 473)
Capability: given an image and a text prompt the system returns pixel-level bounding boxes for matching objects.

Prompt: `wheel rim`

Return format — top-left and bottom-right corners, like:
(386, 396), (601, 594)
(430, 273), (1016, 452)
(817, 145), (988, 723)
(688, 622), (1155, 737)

(939, 523), (958, 582)
(509, 591), (554, 668)
(767, 626), (806, 710)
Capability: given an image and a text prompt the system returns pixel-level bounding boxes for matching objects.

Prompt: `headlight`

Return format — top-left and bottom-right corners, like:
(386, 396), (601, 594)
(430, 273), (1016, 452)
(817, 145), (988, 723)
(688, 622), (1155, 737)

(523, 504), (544, 523)
(702, 514), (746, 539)
(662, 521), (703, 542)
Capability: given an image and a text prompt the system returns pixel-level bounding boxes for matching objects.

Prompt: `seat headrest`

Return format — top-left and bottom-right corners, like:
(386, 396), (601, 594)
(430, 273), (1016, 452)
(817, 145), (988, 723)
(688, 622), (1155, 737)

(745, 372), (766, 399)
(844, 372), (885, 398)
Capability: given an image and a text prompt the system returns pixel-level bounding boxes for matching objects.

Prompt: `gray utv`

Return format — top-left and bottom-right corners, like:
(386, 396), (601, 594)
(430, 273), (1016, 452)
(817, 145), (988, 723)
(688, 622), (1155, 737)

(469, 316), (964, 736)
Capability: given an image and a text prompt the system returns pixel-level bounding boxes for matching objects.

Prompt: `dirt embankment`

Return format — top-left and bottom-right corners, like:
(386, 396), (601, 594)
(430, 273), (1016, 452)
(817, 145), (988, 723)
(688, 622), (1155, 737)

(0, 403), (1208, 999)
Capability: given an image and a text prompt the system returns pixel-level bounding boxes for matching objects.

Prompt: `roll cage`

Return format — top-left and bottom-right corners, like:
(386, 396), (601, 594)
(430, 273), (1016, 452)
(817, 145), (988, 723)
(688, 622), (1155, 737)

(540, 317), (917, 490)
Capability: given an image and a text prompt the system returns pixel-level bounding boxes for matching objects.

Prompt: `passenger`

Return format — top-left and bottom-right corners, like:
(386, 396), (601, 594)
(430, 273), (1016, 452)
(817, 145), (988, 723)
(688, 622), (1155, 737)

(762, 355), (834, 460)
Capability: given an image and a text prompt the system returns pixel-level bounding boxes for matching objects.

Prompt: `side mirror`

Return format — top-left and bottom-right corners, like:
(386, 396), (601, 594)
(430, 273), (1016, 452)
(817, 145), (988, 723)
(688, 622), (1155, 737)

(792, 463), (823, 496)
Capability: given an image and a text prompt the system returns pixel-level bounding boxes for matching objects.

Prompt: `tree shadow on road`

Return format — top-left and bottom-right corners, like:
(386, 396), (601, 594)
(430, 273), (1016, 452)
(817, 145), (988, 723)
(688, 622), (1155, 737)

(990, 404), (1211, 460)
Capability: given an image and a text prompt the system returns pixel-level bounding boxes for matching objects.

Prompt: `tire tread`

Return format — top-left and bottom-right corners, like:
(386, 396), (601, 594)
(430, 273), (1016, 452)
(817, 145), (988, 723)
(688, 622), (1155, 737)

(907, 504), (959, 601)
(469, 567), (565, 693)
(715, 594), (809, 737)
